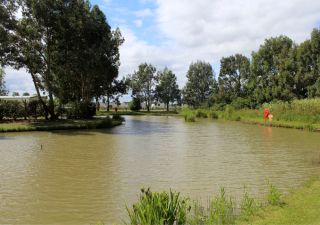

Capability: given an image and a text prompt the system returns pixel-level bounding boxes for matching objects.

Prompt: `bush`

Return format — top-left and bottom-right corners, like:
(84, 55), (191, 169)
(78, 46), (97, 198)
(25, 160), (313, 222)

(195, 109), (207, 117)
(27, 100), (45, 119)
(0, 100), (25, 120)
(184, 111), (195, 122)
(208, 111), (218, 119)
(211, 103), (227, 111)
(125, 187), (189, 225)
(112, 114), (124, 121)
(66, 102), (96, 119)
(129, 97), (141, 111)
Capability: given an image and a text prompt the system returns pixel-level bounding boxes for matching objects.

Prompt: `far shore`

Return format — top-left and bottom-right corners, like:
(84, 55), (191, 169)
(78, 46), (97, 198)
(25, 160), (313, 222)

(0, 117), (122, 132)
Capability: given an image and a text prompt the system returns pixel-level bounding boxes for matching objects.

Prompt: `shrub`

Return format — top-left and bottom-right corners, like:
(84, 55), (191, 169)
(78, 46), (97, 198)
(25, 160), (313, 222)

(66, 102), (96, 119)
(27, 100), (45, 119)
(129, 97), (141, 111)
(208, 111), (218, 119)
(0, 100), (25, 120)
(195, 109), (207, 117)
(125, 187), (189, 225)
(184, 111), (195, 122)
(112, 114), (124, 121)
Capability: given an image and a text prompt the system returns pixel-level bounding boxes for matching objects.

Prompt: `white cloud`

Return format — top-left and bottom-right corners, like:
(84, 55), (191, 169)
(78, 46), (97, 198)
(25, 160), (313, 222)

(4, 0), (320, 100)
(133, 19), (143, 27)
(134, 8), (153, 17)
(155, 0), (320, 63)
(112, 17), (127, 23)
(104, 0), (112, 5)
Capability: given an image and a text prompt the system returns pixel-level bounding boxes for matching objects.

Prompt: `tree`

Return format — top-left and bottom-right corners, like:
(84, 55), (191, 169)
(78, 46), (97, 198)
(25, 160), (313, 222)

(217, 54), (250, 104)
(12, 92), (19, 96)
(130, 63), (157, 111)
(155, 67), (180, 111)
(250, 35), (296, 103)
(0, 65), (9, 96)
(128, 97), (141, 111)
(182, 60), (215, 108)
(23, 92), (30, 96)
(104, 76), (128, 111)
(2, 0), (124, 119)
(296, 28), (320, 98)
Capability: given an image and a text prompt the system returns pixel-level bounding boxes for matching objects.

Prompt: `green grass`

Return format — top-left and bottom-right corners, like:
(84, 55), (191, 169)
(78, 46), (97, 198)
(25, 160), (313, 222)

(184, 111), (195, 122)
(0, 117), (122, 132)
(121, 178), (320, 225)
(236, 178), (320, 225)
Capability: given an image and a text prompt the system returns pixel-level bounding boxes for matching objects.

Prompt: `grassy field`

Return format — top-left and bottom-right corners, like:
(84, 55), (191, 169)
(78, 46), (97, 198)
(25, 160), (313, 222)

(236, 178), (320, 225)
(0, 117), (122, 132)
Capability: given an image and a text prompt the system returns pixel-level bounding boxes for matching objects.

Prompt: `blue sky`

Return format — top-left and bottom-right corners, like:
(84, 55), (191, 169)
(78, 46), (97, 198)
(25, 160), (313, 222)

(3, 0), (320, 102)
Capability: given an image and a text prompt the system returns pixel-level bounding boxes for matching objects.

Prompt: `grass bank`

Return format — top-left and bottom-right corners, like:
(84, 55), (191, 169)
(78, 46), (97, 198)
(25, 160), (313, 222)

(0, 117), (122, 132)
(119, 178), (320, 224)
(237, 178), (320, 224)
(178, 98), (320, 131)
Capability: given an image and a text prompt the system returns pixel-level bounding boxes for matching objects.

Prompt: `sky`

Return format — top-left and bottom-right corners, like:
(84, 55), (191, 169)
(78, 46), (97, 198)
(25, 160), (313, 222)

(3, 0), (320, 102)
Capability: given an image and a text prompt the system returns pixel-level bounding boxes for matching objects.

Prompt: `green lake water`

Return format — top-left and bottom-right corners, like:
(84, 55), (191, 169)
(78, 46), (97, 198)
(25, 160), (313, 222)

(0, 115), (320, 224)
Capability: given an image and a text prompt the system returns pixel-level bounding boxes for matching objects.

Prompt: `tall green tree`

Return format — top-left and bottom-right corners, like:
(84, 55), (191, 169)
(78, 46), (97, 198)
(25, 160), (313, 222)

(130, 63), (157, 111)
(250, 35), (296, 103)
(296, 28), (320, 98)
(3, 0), (124, 119)
(182, 60), (215, 108)
(154, 67), (180, 111)
(217, 54), (250, 104)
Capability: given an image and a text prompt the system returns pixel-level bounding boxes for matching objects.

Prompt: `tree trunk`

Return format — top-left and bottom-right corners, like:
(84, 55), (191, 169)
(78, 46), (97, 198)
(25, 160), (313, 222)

(167, 100), (169, 111)
(107, 95), (110, 112)
(30, 71), (50, 120)
(96, 97), (99, 111)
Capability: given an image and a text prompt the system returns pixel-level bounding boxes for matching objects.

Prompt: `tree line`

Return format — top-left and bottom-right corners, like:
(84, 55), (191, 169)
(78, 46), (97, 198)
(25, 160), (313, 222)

(182, 28), (320, 109)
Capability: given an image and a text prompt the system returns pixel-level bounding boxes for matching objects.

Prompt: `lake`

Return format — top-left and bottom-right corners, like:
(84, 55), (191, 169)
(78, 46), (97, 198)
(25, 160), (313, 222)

(1, 115), (320, 224)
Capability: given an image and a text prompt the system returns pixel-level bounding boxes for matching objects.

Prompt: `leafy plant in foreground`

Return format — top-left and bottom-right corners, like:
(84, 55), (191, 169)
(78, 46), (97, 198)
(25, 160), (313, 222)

(239, 183), (262, 220)
(124, 186), (189, 225)
(266, 180), (282, 206)
(208, 187), (235, 224)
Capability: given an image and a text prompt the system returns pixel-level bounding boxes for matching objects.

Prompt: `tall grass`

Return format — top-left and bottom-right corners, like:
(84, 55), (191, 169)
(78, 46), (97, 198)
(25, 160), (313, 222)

(124, 187), (189, 225)
(124, 181), (285, 225)
(184, 111), (195, 122)
(266, 179), (282, 206)
(261, 98), (320, 124)
(207, 186), (235, 224)
(195, 109), (207, 118)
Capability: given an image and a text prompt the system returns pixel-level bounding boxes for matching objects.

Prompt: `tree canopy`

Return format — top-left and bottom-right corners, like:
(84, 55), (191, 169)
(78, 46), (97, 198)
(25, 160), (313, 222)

(0, 0), (124, 119)
(182, 60), (215, 108)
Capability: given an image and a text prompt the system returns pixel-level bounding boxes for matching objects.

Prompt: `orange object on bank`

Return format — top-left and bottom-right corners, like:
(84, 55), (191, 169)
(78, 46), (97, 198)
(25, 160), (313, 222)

(268, 114), (273, 121)
(115, 107), (118, 113)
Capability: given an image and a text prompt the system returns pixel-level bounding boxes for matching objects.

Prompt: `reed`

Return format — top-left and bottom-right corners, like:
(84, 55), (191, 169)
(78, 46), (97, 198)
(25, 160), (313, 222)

(184, 111), (195, 122)
(124, 187), (189, 225)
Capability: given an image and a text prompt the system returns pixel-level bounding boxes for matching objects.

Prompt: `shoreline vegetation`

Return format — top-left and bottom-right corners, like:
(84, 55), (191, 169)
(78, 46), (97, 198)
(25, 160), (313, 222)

(119, 178), (320, 225)
(0, 116), (123, 132)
